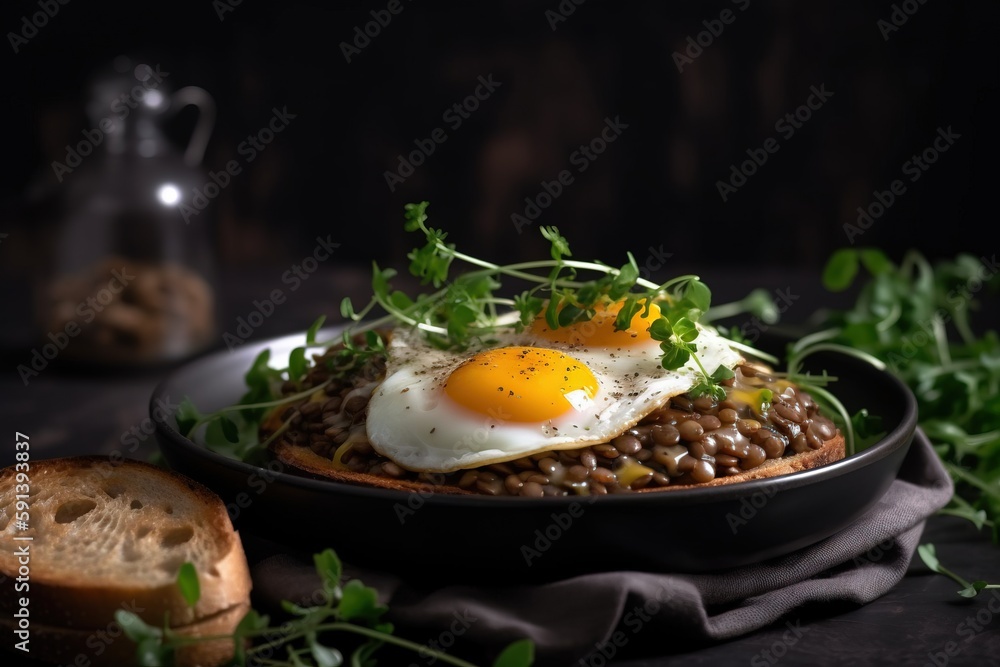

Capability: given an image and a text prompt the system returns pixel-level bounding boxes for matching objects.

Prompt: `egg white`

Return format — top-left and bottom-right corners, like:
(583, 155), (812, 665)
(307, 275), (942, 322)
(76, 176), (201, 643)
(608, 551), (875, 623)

(364, 324), (742, 473)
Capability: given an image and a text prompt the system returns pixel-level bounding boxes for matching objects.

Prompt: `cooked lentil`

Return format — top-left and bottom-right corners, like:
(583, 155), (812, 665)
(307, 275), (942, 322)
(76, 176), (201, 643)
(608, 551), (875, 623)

(268, 350), (839, 496)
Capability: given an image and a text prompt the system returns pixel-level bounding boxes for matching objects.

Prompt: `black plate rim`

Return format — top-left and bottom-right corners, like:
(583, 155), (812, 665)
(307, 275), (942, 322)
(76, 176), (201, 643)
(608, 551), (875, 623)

(151, 327), (918, 508)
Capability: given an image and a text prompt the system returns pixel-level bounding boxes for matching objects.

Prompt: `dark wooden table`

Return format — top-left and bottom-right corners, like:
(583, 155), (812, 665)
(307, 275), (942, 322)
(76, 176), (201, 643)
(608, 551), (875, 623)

(3, 267), (999, 666)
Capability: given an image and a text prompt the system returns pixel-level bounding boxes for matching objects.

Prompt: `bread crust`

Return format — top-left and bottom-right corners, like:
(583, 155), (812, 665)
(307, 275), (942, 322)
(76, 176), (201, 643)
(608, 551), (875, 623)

(0, 537), (253, 629)
(0, 601), (250, 667)
(272, 433), (846, 495)
(273, 441), (473, 494)
(0, 457), (252, 630)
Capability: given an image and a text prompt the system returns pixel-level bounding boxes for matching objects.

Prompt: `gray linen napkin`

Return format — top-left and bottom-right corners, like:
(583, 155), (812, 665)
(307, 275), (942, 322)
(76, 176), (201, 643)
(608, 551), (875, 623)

(251, 429), (952, 664)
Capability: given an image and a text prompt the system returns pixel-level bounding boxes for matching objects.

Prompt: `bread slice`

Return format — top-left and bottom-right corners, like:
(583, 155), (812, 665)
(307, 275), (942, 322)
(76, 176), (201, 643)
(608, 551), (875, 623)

(0, 602), (250, 667)
(273, 440), (473, 495)
(0, 457), (251, 666)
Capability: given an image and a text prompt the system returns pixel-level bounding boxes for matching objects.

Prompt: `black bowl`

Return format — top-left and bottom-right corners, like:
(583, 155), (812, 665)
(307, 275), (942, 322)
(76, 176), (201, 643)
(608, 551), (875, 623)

(152, 329), (918, 583)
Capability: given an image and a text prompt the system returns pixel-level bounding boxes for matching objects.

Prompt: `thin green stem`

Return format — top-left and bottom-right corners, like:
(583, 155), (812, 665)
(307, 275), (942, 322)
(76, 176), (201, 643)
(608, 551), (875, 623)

(461, 256), (665, 291)
(799, 381), (855, 455)
(245, 622), (479, 667)
(447, 248), (568, 285)
(312, 313), (400, 348)
(162, 633), (238, 647)
(324, 255), (682, 350)
(777, 371), (840, 386)
(966, 429), (1000, 448)
(655, 274), (700, 292)
(371, 289), (449, 335)
(932, 317), (952, 366)
(931, 561), (975, 590)
(689, 352), (711, 382)
(875, 301), (902, 333)
(790, 328), (841, 355)
(185, 381), (332, 438)
(788, 343), (887, 379)
(918, 359), (979, 379)
(951, 305), (976, 345)
(946, 463), (1000, 501)
(725, 339), (780, 364)
(259, 416), (293, 450)
(347, 296), (380, 323)
(936, 508), (995, 529)
(899, 250), (918, 280)
(703, 301), (745, 321)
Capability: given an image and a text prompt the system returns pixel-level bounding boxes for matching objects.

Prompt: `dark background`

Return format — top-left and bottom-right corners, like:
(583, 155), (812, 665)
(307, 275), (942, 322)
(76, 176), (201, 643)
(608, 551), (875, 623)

(1, 0), (998, 352)
(3, 0), (999, 263)
(2, 5), (1000, 665)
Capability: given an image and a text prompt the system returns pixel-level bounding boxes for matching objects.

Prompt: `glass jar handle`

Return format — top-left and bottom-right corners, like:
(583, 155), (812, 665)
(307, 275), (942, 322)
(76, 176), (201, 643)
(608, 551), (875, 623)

(170, 86), (216, 166)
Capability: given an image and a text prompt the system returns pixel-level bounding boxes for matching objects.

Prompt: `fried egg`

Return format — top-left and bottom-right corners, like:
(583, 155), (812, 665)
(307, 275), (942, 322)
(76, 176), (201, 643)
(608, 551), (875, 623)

(364, 303), (742, 472)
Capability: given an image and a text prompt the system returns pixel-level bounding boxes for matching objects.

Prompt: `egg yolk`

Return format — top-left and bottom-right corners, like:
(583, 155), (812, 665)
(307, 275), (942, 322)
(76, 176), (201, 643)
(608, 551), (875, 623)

(444, 346), (598, 422)
(530, 300), (662, 347)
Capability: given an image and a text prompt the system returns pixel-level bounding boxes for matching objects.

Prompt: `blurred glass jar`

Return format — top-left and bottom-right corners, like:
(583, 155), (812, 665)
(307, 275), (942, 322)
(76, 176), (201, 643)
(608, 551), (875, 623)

(33, 56), (218, 366)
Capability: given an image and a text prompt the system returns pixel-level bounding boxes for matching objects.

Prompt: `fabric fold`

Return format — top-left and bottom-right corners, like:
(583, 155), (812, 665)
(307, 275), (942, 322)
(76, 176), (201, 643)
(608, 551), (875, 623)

(251, 428), (952, 664)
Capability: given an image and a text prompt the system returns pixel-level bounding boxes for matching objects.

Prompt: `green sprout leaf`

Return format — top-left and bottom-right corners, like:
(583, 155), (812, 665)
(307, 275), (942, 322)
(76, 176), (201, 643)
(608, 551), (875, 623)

(817, 246), (1000, 578)
(337, 579), (387, 624)
(233, 609), (270, 663)
(493, 638), (536, 667)
(341, 297), (358, 320)
(349, 639), (384, 667)
(744, 288), (780, 324)
(245, 348), (273, 387)
(176, 563), (200, 607)
(689, 380), (726, 401)
(540, 226), (572, 260)
(822, 248), (860, 292)
(916, 543), (998, 598)
(309, 637), (344, 667)
(136, 638), (171, 667)
(958, 581), (990, 598)
(671, 317), (698, 343)
(613, 297), (643, 332)
(182, 201), (760, 467)
(288, 646), (311, 667)
(281, 599), (315, 616)
(544, 294), (562, 330)
(711, 365), (735, 382)
(289, 347), (308, 381)
(175, 397), (202, 437)
(660, 344), (691, 370)
(306, 315), (327, 345)
(851, 408), (886, 452)
(859, 248), (893, 276)
(684, 279), (712, 312)
(647, 317), (673, 341)
(402, 200), (429, 231)
(608, 254), (639, 300)
(372, 263), (397, 298)
(514, 291), (544, 327)
(115, 610), (162, 643)
(917, 543), (940, 571)
(314, 548), (343, 601)
(219, 417), (240, 444)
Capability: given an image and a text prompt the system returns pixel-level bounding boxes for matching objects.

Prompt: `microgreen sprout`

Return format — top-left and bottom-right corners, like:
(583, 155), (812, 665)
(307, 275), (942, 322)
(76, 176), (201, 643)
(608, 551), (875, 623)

(918, 543), (1000, 598)
(821, 246), (1000, 596)
(117, 550), (534, 667)
(337, 201), (759, 402)
(173, 201), (796, 461)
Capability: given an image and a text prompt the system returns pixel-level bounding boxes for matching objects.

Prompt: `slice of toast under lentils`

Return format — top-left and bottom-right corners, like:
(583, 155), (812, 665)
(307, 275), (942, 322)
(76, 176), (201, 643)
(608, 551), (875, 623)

(266, 345), (846, 497)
